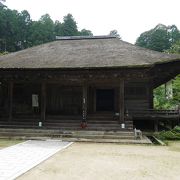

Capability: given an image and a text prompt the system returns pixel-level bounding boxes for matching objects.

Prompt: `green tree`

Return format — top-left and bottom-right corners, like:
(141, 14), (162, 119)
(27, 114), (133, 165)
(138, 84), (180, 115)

(166, 40), (180, 54)
(0, 8), (21, 52)
(79, 29), (93, 36)
(62, 14), (78, 36)
(136, 24), (180, 52)
(0, 7), (32, 51)
(0, 6), (93, 51)
(154, 76), (180, 109)
(16, 10), (32, 49)
(109, 29), (121, 38)
(54, 20), (63, 36)
(29, 14), (55, 46)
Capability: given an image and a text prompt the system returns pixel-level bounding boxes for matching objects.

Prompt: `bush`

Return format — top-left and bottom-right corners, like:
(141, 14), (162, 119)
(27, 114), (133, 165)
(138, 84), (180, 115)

(173, 126), (180, 133)
(158, 126), (180, 140)
(0, 51), (8, 56)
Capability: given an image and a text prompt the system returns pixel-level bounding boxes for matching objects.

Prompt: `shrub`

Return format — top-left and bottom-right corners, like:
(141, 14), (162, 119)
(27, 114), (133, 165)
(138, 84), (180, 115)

(158, 126), (180, 140)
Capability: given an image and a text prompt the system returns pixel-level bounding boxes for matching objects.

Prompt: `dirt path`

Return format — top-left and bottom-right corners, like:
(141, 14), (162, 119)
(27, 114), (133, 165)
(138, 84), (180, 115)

(18, 142), (180, 180)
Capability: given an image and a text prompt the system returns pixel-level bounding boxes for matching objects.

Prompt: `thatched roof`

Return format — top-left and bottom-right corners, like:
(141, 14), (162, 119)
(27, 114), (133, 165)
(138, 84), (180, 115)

(0, 36), (180, 69)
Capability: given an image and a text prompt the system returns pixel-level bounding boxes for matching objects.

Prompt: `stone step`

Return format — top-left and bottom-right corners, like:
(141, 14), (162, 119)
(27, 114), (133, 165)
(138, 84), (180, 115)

(44, 122), (119, 126)
(0, 128), (134, 134)
(0, 124), (38, 128)
(87, 121), (120, 124)
(46, 116), (82, 120)
(60, 138), (151, 144)
(87, 117), (114, 120)
(0, 132), (134, 140)
(0, 130), (135, 140)
(0, 124), (133, 131)
(0, 118), (133, 130)
(0, 136), (151, 144)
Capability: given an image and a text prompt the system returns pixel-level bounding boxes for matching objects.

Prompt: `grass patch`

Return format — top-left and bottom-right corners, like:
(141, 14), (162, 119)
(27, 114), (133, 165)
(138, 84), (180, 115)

(0, 139), (24, 149)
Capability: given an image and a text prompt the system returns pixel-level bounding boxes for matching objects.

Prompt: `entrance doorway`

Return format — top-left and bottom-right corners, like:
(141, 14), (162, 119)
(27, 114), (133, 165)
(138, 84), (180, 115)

(96, 89), (114, 111)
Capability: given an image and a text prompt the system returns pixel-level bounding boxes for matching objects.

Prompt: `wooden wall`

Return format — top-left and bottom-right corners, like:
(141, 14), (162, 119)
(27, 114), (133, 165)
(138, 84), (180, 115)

(125, 81), (151, 111)
(0, 82), (8, 116)
(46, 85), (82, 115)
(13, 83), (41, 115)
(0, 77), (154, 119)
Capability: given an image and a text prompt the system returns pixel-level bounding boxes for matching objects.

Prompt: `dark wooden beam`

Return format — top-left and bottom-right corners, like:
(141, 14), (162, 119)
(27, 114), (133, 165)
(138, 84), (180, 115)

(119, 79), (125, 123)
(8, 82), (13, 122)
(0, 68), (150, 82)
(82, 84), (88, 121)
(41, 82), (46, 123)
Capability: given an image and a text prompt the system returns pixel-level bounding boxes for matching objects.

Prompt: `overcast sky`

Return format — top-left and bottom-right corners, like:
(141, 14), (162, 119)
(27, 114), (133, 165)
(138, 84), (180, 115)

(5, 0), (180, 43)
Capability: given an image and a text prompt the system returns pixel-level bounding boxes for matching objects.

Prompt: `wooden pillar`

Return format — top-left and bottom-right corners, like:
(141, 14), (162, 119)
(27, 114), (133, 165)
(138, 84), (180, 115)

(119, 79), (125, 123)
(154, 119), (159, 132)
(41, 82), (46, 122)
(8, 82), (13, 122)
(82, 84), (88, 121)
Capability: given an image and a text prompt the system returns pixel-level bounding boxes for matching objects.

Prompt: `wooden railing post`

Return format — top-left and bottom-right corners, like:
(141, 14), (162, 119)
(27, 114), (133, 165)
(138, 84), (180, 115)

(119, 79), (125, 124)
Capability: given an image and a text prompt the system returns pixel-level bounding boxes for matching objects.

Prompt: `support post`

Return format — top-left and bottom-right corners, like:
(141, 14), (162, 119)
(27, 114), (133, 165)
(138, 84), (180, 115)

(82, 84), (88, 121)
(119, 79), (125, 123)
(154, 119), (159, 132)
(8, 82), (13, 122)
(41, 82), (46, 123)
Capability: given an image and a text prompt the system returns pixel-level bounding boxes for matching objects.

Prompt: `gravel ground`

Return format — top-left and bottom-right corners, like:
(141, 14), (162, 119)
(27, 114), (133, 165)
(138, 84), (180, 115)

(18, 142), (180, 180)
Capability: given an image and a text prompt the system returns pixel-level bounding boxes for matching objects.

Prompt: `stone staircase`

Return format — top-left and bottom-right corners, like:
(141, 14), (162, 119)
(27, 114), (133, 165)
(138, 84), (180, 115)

(0, 128), (152, 144)
(0, 113), (133, 131)
(0, 114), (152, 144)
(86, 113), (133, 130)
(0, 128), (138, 142)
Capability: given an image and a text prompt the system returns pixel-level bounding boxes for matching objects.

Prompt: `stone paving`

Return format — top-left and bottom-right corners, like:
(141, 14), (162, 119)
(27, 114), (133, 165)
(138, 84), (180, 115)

(0, 140), (73, 180)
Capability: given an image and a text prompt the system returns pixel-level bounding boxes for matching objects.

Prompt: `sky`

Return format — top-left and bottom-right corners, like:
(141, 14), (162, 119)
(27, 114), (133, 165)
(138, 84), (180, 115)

(4, 0), (180, 44)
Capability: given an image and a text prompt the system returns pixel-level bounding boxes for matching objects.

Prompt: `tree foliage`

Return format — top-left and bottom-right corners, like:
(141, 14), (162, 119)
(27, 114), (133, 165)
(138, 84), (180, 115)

(166, 40), (180, 54)
(29, 14), (55, 46)
(0, 7), (93, 52)
(79, 29), (93, 36)
(135, 24), (180, 52)
(109, 29), (121, 38)
(62, 14), (78, 36)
